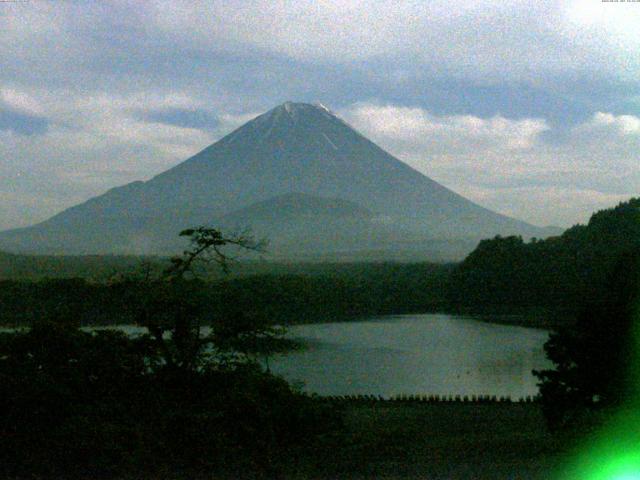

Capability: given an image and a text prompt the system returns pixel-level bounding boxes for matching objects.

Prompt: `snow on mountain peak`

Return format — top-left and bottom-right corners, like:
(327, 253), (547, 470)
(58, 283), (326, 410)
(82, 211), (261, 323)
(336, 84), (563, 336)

(315, 102), (331, 113)
(283, 101), (294, 114)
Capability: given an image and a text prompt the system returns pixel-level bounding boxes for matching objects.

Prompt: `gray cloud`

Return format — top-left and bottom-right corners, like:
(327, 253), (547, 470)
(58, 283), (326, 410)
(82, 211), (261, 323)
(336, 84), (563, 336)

(0, 108), (48, 136)
(139, 107), (220, 131)
(0, 88), (49, 135)
(147, 0), (640, 81)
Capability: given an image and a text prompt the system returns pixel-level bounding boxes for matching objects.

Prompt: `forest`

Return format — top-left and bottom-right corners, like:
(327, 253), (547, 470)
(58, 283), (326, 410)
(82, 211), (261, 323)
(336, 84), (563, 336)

(0, 262), (453, 328)
(448, 198), (640, 316)
(1, 227), (340, 479)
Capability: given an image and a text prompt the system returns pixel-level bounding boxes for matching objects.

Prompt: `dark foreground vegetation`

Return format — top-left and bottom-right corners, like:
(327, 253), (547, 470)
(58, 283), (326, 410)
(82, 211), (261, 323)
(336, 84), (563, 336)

(0, 251), (147, 281)
(450, 198), (640, 431)
(285, 401), (570, 480)
(0, 327), (576, 480)
(534, 249), (640, 429)
(0, 322), (338, 479)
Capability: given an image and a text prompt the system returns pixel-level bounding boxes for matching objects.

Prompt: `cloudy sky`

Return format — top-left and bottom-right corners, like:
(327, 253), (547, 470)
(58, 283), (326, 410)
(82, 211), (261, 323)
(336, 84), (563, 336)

(1, 0), (639, 230)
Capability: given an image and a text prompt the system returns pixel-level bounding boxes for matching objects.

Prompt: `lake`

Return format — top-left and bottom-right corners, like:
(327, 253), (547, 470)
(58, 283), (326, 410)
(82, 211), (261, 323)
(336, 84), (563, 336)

(268, 314), (551, 399)
(82, 313), (551, 399)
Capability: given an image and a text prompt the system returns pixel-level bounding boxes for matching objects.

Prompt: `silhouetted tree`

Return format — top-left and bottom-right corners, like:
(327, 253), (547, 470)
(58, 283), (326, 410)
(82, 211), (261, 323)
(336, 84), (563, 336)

(534, 250), (640, 429)
(131, 226), (271, 371)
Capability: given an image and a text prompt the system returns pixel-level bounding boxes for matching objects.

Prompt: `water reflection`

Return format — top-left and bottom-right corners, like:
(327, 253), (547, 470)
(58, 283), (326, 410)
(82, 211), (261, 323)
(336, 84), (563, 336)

(269, 314), (551, 398)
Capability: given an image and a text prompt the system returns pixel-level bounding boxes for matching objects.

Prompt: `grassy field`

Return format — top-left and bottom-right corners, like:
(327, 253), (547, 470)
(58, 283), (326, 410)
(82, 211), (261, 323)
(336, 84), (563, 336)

(283, 402), (575, 480)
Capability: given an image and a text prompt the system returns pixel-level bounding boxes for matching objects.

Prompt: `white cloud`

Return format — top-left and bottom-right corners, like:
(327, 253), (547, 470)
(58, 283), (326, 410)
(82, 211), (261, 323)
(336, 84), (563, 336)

(340, 102), (549, 155)
(585, 112), (640, 135)
(0, 88), (248, 230)
(464, 185), (632, 227)
(2, 95), (639, 230)
(1, 80), (639, 231)
(0, 88), (43, 115)
(340, 103), (640, 227)
(0, 1), (639, 230)
(4, 1), (636, 87)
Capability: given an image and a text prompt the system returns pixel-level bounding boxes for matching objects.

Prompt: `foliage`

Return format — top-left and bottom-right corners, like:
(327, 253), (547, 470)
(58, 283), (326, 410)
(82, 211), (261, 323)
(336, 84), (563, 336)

(0, 263), (452, 328)
(0, 323), (153, 477)
(0, 226), (338, 479)
(0, 323), (336, 478)
(123, 227), (291, 372)
(533, 250), (640, 429)
(164, 226), (267, 278)
(448, 198), (640, 315)
(445, 198), (640, 427)
(0, 250), (149, 280)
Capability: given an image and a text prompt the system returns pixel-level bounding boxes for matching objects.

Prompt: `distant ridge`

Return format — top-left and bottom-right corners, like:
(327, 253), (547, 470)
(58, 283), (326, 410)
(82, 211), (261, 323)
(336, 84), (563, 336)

(0, 102), (561, 259)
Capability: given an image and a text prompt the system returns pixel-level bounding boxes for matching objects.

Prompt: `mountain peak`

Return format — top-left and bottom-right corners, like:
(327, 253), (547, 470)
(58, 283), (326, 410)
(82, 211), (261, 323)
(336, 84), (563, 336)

(277, 101), (327, 111)
(241, 101), (342, 139)
(269, 101), (335, 119)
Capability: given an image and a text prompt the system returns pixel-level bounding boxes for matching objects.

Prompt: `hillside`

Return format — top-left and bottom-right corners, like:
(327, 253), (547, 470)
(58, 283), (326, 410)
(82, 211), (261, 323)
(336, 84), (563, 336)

(448, 197), (640, 313)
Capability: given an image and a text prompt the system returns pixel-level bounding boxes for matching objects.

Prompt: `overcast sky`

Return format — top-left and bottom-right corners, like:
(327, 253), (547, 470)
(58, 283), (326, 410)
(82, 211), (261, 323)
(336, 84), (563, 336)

(1, 0), (639, 230)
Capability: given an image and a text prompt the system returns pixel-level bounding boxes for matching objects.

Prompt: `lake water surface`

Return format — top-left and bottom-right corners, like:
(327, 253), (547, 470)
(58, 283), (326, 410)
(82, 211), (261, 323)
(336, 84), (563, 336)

(268, 314), (551, 399)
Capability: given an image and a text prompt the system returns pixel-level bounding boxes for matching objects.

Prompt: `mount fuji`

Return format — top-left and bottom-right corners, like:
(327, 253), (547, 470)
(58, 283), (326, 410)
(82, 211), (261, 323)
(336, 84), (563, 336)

(0, 102), (559, 260)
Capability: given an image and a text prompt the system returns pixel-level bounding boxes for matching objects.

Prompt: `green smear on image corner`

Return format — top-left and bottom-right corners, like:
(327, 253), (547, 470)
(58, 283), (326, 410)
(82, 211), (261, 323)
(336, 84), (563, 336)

(561, 300), (640, 480)
(562, 415), (640, 479)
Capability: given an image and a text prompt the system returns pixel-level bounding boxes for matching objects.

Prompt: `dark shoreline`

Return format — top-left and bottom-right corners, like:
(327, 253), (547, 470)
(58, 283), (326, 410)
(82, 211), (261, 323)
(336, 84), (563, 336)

(286, 307), (571, 330)
(0, 308), (570, 330)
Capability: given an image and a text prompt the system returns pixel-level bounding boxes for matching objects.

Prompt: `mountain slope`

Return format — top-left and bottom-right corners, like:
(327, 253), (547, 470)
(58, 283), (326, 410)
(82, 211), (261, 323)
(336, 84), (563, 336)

(0, 102), (558, 257)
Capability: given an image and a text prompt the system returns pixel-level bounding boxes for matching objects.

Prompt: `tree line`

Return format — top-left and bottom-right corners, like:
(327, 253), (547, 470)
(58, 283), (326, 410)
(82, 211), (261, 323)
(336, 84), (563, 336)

(0, 263), (452, 328)
(448, 198), (640, 315)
